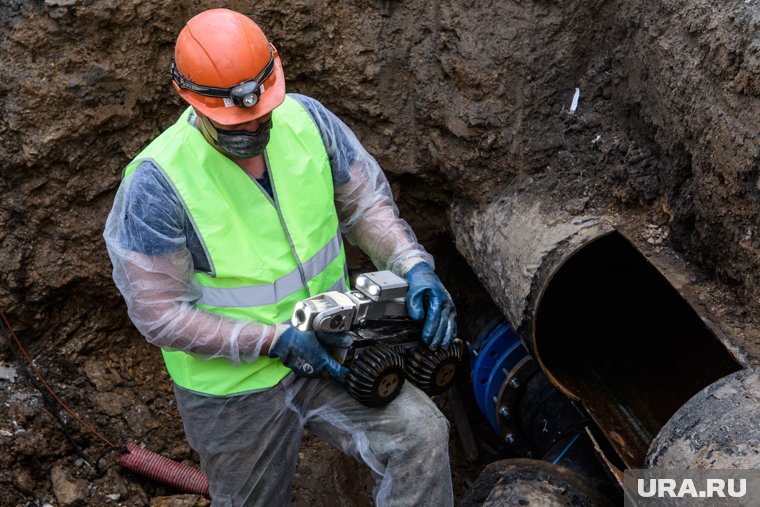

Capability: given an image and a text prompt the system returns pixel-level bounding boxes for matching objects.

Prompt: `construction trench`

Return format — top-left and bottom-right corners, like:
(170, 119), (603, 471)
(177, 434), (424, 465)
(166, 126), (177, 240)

(1, 0), (760, 505)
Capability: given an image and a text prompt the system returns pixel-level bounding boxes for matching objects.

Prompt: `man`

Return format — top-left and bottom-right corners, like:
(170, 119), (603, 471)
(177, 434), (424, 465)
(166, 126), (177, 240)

(104, 8), (457, 506)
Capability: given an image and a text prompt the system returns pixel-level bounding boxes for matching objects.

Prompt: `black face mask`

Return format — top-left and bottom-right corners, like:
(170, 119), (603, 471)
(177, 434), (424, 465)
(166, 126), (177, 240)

(205, 118), (273, 159)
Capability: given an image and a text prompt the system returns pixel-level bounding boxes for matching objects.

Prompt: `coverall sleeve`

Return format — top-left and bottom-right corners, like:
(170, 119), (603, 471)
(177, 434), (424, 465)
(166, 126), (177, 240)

(103, 163), (285, 364)
(293, 94), (434, 276)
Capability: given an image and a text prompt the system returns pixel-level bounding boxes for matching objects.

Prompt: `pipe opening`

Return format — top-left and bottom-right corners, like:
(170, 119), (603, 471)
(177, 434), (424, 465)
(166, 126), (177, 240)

(534, 232), (742, 467)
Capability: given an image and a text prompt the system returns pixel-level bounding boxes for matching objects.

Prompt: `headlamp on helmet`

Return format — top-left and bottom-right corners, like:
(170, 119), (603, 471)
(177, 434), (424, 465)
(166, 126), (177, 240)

(171, 45), (275, 109)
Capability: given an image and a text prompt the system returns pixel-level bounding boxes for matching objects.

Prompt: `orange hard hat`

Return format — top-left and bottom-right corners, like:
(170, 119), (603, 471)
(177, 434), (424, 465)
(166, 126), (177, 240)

(172, 9), (286, 125)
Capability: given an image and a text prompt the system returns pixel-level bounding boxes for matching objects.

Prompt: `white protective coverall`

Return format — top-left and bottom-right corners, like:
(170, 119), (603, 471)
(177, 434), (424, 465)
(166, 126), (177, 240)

(104, 93), (454, 506)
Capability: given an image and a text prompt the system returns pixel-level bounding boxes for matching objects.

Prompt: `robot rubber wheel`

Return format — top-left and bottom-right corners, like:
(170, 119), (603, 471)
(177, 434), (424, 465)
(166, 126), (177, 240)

(346, 343), (406, 407)
(406, 343), (462, 395)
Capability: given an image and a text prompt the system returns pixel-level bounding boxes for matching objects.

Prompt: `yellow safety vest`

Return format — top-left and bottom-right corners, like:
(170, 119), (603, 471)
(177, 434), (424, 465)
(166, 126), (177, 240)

(123, 96), (348, 396)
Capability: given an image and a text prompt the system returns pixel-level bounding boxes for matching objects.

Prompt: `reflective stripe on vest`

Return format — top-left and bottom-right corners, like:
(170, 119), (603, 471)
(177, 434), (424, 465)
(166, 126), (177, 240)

(197, 227), (343, 307)
(123, 96), (348, 396)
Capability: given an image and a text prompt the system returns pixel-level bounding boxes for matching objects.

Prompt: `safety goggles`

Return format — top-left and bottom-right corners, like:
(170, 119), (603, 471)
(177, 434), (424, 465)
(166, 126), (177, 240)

(171, 45), (275, 108)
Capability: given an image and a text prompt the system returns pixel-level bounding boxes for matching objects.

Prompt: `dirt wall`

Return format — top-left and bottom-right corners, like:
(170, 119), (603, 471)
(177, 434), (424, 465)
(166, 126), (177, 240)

(2, 0), (758, 354)
(0, 0), (759, 504)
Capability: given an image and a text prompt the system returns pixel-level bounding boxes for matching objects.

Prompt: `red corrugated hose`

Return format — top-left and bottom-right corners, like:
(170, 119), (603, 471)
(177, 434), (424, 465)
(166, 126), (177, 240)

(119, 443), (209, 497)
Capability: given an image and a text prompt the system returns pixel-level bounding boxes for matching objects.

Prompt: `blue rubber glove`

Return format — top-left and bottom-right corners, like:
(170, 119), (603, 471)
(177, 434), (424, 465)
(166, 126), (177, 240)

(316, 332), (354, 350)
(404, 262), (457, 350)
(268, 326), (349, 381)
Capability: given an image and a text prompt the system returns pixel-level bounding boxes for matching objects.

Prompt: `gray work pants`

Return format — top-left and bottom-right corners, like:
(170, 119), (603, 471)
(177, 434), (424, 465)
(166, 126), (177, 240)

(173, 374), (454, 507)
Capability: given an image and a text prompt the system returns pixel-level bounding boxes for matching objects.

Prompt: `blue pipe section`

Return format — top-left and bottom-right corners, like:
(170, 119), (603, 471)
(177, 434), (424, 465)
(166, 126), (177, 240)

(469, 318), (528, 433)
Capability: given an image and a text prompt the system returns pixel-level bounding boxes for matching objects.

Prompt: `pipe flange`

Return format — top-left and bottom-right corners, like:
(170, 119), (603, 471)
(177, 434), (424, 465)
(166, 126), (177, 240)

(495, 356), (538, 455)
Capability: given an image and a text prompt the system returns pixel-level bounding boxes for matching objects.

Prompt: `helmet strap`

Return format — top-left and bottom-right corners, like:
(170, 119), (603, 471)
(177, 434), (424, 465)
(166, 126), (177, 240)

(172, 45), (275, 108)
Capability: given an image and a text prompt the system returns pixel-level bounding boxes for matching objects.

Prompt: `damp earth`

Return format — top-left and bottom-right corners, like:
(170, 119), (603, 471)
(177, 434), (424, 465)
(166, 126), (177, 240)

(1, 0), (759, 505)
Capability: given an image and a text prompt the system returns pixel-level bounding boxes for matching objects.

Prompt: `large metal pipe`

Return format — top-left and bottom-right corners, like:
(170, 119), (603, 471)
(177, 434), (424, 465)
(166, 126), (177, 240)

(450, 191), (745, 468)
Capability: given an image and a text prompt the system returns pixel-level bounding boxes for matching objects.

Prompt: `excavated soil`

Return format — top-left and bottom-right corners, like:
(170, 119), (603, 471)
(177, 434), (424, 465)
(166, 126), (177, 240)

(0, 0), (758, 505)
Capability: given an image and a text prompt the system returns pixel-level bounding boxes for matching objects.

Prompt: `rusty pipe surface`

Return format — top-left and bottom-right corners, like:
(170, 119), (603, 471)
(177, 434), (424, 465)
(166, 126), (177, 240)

(450, 192), (614, 367)
(449, 191), (742, 468)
